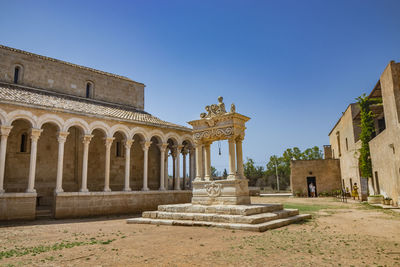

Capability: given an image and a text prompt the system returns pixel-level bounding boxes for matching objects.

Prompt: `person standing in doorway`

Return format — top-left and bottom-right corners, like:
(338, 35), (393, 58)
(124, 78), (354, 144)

(352, 183), (359, 200)
(309, 182), (316, 197)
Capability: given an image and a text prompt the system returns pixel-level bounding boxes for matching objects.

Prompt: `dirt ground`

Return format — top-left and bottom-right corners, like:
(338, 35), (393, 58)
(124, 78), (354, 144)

(1, 197), (400, 267)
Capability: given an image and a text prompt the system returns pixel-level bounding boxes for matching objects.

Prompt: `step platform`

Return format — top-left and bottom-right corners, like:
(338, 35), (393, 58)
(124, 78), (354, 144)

(127, 203), (311, 232)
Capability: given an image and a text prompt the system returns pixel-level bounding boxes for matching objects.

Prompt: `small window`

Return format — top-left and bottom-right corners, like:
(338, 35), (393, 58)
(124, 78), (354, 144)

(375, 171), (380, 194)
(345, 138), (348, 151)
(116, 141), (123, 157)
(336, 132), (341, 157)
(20, 132), (28, 152)
(86, 82), (93, 98)
(14, 66), (20, 84)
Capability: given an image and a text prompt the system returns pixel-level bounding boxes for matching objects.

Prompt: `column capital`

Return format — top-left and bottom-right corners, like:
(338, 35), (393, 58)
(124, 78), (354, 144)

(81, 134), (93, 144)
(157, 143), (169, 152)
(57, 131), (70, 143)
(30, 128), (43, 141)
(0, 125), (13, 137)
(174, 145), (184, 153)
(228, 137), (236, 143)
(104, 137), (115, 147)
(141, 141), (152, 151)
(182, 147), (189, 155)
(124, 139), (134, 149)
(235, 135), (244, 142)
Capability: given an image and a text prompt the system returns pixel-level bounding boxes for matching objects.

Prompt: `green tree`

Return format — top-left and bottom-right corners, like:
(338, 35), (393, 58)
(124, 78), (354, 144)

(222, 168), (228, 178)
(356, 94), (382, 178)
(243, 158), (265, 186)
(211, 166), (218, 178)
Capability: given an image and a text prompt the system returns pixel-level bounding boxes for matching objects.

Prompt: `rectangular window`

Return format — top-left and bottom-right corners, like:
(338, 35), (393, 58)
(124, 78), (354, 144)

(337, 133), (341, 157)
(378, 118), (386, 133)
(116, 141), (122, 157)
(345, 138), (348, 151)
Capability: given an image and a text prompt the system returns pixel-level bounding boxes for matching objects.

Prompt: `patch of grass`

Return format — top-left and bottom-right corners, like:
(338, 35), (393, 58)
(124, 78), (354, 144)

(283, 203), (338, 213)
(0, 238), (116, 260)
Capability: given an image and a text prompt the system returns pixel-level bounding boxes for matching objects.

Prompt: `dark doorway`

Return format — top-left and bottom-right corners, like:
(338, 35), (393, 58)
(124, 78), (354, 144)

(307, 177), (317, 197)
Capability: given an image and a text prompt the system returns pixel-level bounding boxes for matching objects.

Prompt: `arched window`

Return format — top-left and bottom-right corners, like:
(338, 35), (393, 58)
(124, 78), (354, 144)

(86, 82), (93, 98)
(20, 132), (28, 152)
(14, 66), (20, 84)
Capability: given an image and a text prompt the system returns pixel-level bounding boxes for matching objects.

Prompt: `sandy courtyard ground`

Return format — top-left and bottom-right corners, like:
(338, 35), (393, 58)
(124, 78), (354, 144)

(1, 197), (400, 267)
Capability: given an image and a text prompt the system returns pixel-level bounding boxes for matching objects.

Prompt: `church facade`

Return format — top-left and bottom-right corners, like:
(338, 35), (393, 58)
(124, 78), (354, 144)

(0, 45), (194, 220)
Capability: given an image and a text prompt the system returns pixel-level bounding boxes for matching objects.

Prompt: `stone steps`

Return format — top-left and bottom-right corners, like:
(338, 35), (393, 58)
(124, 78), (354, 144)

(127, 214), (311, 232)
(127, 203), (311, 232)
(157, 203), (284, 215)
(142, 209), (299, 224)
(36, 208), (53, 219)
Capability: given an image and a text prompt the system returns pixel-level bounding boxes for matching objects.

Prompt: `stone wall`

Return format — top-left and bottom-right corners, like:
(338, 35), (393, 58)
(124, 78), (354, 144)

(0, 193), (36, 220)
(290, 159), (341, 196)
(54, 191), (192, 219)
(328, 104), (362, 191)
(0, 46), (145, 109)
(369, 61), (400, 206)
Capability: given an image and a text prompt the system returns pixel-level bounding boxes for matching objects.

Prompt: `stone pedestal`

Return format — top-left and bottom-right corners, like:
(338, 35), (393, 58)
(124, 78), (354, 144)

(191, 179), (250, 205)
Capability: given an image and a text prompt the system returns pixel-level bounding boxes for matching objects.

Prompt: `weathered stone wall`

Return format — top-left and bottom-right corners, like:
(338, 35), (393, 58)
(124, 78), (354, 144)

(54, 191), (192, 219)
(0, 193), (36, 220)
(369, 61), (400, 206)
(329, 104), (361, 191)
(290, 159), (341, 196)
(0, 46), (145, 109)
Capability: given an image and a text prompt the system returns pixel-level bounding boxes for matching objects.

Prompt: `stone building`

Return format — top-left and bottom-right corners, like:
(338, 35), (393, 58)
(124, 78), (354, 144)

(290, 145), (341, 197)
(329, 61), (400, 205)
(0, 45), (195, 220)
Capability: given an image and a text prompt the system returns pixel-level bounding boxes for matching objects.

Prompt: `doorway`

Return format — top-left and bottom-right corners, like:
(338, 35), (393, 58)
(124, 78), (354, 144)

(307, 177), (317, 197)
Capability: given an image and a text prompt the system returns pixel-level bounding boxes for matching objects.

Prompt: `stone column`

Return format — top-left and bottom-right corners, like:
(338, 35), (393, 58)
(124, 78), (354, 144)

(182, 148), (188, 189)
(0, 126), (12, 193)
(158, 143), (168, 190)
(189, 147), (195, 188)
(123, 139), (133, 191)
(80, 134), (93, 192)
(164, 149), (169, 189)
(27, 128), (42, 193)
(194, 142), (203, 181)
(55, 131), (69, 193)
(171, 150), (176, 189)
(174, 145), (183, 190)
(141, 141), (152, 191)
(204, 142), (211, 181)
(103, 137), (115, 192)
(228, 137), (237, 180)
(236, 137), (244, 179)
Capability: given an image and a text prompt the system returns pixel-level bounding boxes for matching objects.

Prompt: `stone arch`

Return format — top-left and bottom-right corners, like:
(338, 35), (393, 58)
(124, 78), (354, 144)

(180, 134), (194, 147)
(0, 108), (8, 125)
(89, 121), (111, 137)
(131, 127), (149, 141)
(165, 132), (180, 145)
(148, 129), (165, 144)
(37, 114), (64, 130)
(63, 118), (90, 134)
(110, 124), (130, 140)
(6, 110), (37, 128)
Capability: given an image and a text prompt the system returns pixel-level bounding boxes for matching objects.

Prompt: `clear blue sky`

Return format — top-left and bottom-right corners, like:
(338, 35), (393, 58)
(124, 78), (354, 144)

(1, 0), (399, 172)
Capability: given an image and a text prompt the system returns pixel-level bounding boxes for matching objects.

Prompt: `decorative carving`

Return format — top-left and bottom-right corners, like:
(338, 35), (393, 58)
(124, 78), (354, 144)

(205, 181), (222, 197)
(230, 103), (236, 113)
(193, 127), (234, 140)
(200, 96), (228, 118)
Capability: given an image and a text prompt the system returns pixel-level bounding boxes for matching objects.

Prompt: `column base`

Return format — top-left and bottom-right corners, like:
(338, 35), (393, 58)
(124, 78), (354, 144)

(142, 187), (149, 191)
(80, 188), (89, 193)
(123, 188), (132, 192)
(159, 187), (166, 191)
(227, 174), (239, 180)
(26, 189), (36, 193)
(0, 189), (4, 194)
(54, 188), (64, 194)
(104, 187), (111, 192)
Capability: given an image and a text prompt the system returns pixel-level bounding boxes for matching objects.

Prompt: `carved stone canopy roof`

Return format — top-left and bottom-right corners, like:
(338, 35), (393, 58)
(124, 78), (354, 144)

(188, 97), (250, 143)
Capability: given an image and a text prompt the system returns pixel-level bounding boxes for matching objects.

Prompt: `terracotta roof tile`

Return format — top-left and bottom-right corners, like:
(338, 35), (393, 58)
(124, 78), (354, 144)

(0, 83), (191, 131)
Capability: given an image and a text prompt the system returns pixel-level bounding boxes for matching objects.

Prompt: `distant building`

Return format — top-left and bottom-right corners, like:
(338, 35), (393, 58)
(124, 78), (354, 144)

(290, 145), (341, 197)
